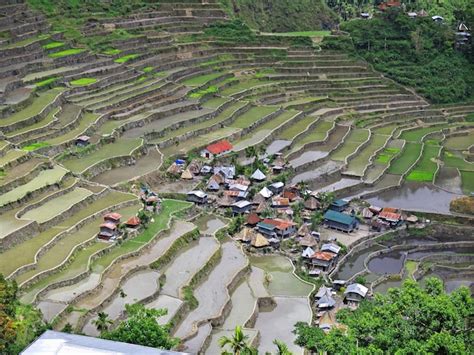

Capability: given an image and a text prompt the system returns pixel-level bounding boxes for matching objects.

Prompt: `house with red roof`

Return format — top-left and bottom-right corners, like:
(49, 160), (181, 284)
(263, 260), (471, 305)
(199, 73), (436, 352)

(104, 212), (121, 224)
(98, 221), (118, 240)
(201, 140), (233, 159)
(125, 216), (141, 229)
(378, 207), (402, 227)
(257, 218), (296, 239)
(310, 251), (338, 273)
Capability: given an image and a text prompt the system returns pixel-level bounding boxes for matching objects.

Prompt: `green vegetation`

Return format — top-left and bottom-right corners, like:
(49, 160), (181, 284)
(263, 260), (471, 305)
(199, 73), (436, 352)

(142, 66), (154, 73)
(407, 144), (441, 182)
(460, 171), (474, 194)
(183, 72), (224, 86)
(342, 10), (474, 103)
(218, 0), (336, 32)
(443, 151), (474, 171)
(388, 142), (422, 175)
(114, 54), (139, 63)
(101, 304), (178, 349)
(48, 48), (85, 58)
(188, 86), (218, 99)
(269, 30), (331, 37)
(0, 275), (46, 354)
(34, 77), (59, 88)
(70, 78), (97, 86)
(295, 278), (472, 353)
(42, 41), (64, 50)
(22, 142), (50, 152)
(375, 147), (400, 164)
(102, 48), (122, 55)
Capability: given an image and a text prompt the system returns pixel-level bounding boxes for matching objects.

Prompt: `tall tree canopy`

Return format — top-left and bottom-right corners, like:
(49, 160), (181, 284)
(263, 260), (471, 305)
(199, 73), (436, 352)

(295, 278), (473, 353)
(101, 303), (179, 350)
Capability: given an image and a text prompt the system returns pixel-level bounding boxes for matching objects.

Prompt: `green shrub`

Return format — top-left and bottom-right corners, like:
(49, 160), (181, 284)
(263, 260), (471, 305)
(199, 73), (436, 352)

(70, 78), (97, 86)
(114, 54), (139, 63)
(42, 41), (65, 50)
(48, 48), (85, 58)
(35, 77), (59, 88)
(22, 142), (50, 151)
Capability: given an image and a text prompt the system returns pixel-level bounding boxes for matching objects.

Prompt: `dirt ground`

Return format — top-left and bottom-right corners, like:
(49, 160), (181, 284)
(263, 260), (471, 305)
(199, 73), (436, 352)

(319, 224), (371, 247)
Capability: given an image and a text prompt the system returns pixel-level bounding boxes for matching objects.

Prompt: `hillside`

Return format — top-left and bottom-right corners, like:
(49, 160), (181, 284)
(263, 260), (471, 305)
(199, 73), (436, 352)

(219, 0), (337, 32)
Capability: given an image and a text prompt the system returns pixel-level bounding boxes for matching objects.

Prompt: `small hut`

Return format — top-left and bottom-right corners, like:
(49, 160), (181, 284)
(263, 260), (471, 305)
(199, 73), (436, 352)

(251, 233), (270, 248)
(181, 168), (193, 180)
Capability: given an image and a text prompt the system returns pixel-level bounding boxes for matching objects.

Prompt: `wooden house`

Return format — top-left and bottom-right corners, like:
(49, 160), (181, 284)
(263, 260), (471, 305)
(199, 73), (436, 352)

(344, 283), (368, 303)
(323, 210), (359, 233)
(186, 190), (208, 204)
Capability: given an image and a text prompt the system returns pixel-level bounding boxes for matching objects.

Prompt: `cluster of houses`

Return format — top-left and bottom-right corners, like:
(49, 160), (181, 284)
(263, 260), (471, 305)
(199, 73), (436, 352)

(98, 212), (141, 241)
(314, 282), (369, 332)
(362, 206), (414, 232)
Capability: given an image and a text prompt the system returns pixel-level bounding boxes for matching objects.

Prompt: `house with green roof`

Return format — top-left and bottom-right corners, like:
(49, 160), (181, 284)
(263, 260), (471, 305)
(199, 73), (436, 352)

(323, 210), (359, 233)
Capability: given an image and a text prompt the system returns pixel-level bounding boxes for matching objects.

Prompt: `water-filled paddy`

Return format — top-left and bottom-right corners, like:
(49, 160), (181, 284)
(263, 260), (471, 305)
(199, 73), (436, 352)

(193, 214), (227, 235)
(334, 244), (385, 280)
(367, 251), (405, 275)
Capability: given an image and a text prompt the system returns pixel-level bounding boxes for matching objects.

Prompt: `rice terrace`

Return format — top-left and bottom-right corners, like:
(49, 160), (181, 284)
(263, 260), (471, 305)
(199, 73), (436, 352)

(0, 0), (473, 354)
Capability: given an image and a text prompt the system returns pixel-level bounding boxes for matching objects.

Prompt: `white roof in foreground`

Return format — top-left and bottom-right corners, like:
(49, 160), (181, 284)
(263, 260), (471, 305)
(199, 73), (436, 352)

(345, 283), (369, 297)
(187, 190), (207, 198)
(22, 330), (187, 355)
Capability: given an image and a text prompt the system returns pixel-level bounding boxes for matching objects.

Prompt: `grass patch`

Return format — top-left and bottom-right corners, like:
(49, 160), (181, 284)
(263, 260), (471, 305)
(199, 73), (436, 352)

(460, 171), (474, 194)
(42, 41), (65, 50)
(22, 142), (50, 152)
(375, 147), (400, 164)
(406, 144), (440, 182)
(48, 48), (85, 58)
(35, 77), (59, 88)
(388, 143), (422, 175)
(230, 106), (278, 128)
(182, 72), (224, 87)
(103, 48), (122, 55)
(114, 54), (139, 63)
(399, 124), (448, 142)
(189, 86), (218, 99)
(142, 66), (154, 73)
(70, 78), (97, 86)
(443, 150), (474, 171)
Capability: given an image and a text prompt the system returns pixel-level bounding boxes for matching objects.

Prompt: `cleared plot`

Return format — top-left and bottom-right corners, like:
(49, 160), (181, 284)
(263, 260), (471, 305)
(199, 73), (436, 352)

(277, 115), (318, 140)
(232, 110), (298, 151)
(0, 157), (46, 186)
(182, 72), (224, 86)
(406, 144), (441, 182)
(202, 97), (229, 109)
(345, 134), (388, 176)
(20, 241), (110, 304)
(61, 138), (142, 173)
(230, 106), (279, 129)
(14, 203), (139, 285)
(443, 150), (474, 171)
(0, 149), (27, 168)
(460, 171), (474, 194)
(46, 112), (99, 145)
(0, 166), (68, 207)
(21, 187), (93, 223)
(291, 120), (333, 150)
(91, 147), (162, 186)
(0, 88), (63, 126)
(388, 142), (422, 175)
(0, 191), (135, 277)
(6, 108), (60, 138)
(220, 79), (273, 96)
(331, 128), (370, 162)
(444, 131), (474, 150)
(399, 124), (448, 142)
(151, 101), (247, 144)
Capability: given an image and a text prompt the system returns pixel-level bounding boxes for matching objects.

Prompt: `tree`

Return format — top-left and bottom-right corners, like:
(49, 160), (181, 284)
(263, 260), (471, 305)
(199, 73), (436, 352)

(93, 312), (113, 333)
(295, 278), (473, 353)
(219, 325), (256, 355)
(273, 339), (293, 355)
(101, 303), (178, 350)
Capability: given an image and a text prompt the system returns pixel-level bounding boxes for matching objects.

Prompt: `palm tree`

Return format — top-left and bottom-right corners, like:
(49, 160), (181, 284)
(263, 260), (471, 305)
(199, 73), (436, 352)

(219, 326), (253, 354)
(93, 312), (113, 333)
(273, 339), (293, 355)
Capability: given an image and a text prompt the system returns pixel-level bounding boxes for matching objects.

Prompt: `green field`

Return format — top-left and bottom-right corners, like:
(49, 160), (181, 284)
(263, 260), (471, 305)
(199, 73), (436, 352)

(346, 134), (388, 176)
(443, 150), (474, 171)
(277, 115), (318, 140)
(202, 97), (229, 109)
(70, 78), (97, 86)
(399, 124), (448, 142)
(183, 72), (224, 86)
(0, 191), (135, 277)
(45, 112), (98, 146)
(220, 79), (272, 96)
(0, 166), (68, 207)
(406, 144), (440, 182)
(230, 106), (279, 129)
(91, 199), (191, 271)
(48, 48), (85, 58)
(375, 147), (400, 164)
(43, 41), (65, 50)
(444, 131), (474, 150)
(460, 170), (474, 194)
(387, 142), (422, 175)
(0, 88), (64, 126)
(114, 54), (139, 63)
(61, 138), (142, 173)
(6, 108), (60, 138)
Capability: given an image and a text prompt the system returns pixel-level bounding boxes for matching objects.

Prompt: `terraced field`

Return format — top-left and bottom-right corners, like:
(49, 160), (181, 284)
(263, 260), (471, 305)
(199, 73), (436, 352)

(0, 0), (473, 353)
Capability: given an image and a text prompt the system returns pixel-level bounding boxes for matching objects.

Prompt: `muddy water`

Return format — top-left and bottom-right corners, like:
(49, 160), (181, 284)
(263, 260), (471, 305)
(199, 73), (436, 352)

(291, 160), (343, 184)
(316, 178), (361, 194)
(334, 244), (385, 280)
(366, 182), (460, 214)
(255, 297), (310, 355)
(250, 255), (313, 297)
(160, 237), (219, 298)
(435, 167), (463, 194)
(407, 247), (474, 260)
(194, 214), (227, 235)
(266, 139), (291, 155)
(290, 150), (329, 168)
(173, 240), (247, 339)
(91, 147), (162, 186)
(184, 323), (212, 354)
(367, 251), (406, 275)
(146, 294), (183, 325)
(83, 270), (160, 336)
(36, 300), (67, 323)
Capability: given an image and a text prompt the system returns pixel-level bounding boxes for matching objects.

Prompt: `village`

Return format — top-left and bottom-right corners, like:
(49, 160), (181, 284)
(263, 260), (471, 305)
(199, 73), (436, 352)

(94, 137), (425, 333)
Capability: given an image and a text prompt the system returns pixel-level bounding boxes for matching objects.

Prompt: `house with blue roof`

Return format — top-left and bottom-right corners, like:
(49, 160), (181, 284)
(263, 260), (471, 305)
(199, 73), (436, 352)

(323, 210), (359, 233)
(329, 199), (349, 212)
